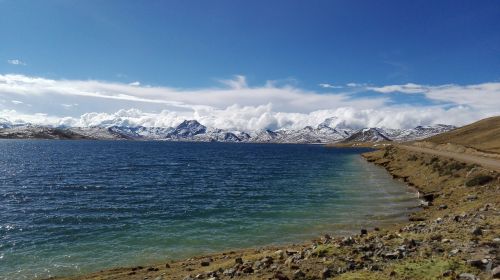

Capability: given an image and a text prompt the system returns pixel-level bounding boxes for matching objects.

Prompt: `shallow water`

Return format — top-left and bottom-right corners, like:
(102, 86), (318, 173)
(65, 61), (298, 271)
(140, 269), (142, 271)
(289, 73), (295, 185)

(0, 140), (418, 279)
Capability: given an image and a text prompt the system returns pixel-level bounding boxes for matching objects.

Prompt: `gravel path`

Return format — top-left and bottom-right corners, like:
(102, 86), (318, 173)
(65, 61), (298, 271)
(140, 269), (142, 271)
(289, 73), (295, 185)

(398, 144), (500, 172)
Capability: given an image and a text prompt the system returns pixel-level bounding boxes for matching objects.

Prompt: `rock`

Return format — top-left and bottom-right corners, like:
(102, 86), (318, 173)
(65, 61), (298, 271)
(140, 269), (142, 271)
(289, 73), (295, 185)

(183, 276), (195, 280)
(360, 229), (368, 235)
(450, 249), (460, 256)
(235, 257), (243, 264)
(274, 271), (290, 280)
(275, 250), (285, 260)
(458, 273), (477, 280)
(422, 192), (437, 202)
(293, 269), (306, 280)
(253, 260), (262, 269)
(492, 266), (500, 278)
(430, 233), (442, 241)
(374, 227), (380, 231)
(471, 227), (483, 236)
(345, 261), (356, 271)
(479, 204), (491, 211)
(369, 264), (381, 271)
(207, 278), (217, 280)
(384, 251), (400, 259)
(340, 236), (355, 246)
(467, 195), (478, 201)
(148, 267), (159, 271)
(420, 200), (431, 207)
(223, 268), (236, 276)
(132, 266), (144, 271)
(200, 260), (210, 267)
(320, 267), (331, 279)
(165, 263), (170, 268)
(241, 265), (254, 274)
(321, 234), (332, 243)
(442, 270), (454, 277)
(439, 204), (448, 210)
(467, 259), (483, 268)
(261, 256), (274, 265)
(286, 249), (299, 255)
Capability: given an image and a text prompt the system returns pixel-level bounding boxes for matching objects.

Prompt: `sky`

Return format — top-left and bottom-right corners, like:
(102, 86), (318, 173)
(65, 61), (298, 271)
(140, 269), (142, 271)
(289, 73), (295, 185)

(0, 0), (499, 130)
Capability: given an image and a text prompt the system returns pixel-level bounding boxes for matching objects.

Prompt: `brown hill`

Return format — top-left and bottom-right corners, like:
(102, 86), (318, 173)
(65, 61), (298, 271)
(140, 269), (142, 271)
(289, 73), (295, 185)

(425, 116), (500, 153)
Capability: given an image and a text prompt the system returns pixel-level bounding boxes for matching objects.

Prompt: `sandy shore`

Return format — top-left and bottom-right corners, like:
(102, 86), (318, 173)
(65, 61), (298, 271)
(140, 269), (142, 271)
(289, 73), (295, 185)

(49, 146), (499, 280)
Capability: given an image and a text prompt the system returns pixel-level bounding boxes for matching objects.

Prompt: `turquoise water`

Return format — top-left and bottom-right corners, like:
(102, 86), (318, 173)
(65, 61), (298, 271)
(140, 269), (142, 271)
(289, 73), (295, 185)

(0, 140), (418, 279)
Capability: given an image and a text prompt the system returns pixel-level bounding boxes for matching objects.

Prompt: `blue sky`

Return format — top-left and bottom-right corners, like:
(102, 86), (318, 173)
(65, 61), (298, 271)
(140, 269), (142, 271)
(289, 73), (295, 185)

(0, 0), (499, 129)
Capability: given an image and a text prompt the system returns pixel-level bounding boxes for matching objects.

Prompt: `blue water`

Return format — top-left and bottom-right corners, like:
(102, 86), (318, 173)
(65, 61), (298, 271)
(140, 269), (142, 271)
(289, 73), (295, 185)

(0, 140), (418, 279)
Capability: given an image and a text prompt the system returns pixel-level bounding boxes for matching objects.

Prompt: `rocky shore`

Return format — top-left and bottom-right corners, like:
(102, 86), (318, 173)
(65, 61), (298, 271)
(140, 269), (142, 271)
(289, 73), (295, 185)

(51, 146), (499, 280)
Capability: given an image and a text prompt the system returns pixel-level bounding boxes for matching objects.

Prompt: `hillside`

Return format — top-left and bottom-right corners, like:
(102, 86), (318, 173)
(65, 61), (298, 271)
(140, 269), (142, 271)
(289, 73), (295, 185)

(425, 116), (500, 153)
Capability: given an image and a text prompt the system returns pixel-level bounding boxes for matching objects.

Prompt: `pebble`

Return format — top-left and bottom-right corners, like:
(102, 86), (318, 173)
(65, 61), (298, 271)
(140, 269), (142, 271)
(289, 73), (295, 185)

(293, 269), (306, 280)
(458, 273), (477, 280)
(492, 266), (500, 278)
(442, 270), (453, 277)
(466, 259), (483, 268)
(235, 257), (243, 264)
(450, 249), (460, 255)
(223, 268), (236, 276)
(320, 267), (331, 279)
(471, 227), (483, 236)
(275, 250), (285, 260)
(274, 271), (290, 280)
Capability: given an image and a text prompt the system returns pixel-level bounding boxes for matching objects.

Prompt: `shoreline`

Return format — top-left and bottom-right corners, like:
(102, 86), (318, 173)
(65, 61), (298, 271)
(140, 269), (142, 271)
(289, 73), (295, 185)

(49, 145), (499, 280)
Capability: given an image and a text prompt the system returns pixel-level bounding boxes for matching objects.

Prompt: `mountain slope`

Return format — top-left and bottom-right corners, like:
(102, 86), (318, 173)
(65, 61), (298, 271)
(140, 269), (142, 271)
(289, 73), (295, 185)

(425, 116), (500, 153)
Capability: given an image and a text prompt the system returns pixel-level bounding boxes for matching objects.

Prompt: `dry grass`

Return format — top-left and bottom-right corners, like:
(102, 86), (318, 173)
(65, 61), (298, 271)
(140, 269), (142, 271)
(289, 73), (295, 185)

(425, 116), (500, 153)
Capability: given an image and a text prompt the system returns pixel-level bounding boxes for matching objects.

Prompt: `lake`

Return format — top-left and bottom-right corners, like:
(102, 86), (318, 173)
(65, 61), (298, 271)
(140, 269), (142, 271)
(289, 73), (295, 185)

(0, 140), (418, 279)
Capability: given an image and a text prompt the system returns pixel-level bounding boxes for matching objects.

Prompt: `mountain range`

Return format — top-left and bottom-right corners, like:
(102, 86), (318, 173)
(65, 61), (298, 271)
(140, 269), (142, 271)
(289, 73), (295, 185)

(0, 117), (455, 143)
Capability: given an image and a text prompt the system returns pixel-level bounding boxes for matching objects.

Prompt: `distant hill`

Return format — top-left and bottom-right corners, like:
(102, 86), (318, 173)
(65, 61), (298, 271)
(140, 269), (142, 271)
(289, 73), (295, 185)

(425, 116), (500, 153)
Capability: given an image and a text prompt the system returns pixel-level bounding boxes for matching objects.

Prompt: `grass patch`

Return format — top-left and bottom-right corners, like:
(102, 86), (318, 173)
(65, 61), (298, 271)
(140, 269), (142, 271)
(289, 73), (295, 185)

(312, 244), (334, 257)
(465, 175), (494, 187)
(391, 257), (477, 280)
(336, 270), (385, 280)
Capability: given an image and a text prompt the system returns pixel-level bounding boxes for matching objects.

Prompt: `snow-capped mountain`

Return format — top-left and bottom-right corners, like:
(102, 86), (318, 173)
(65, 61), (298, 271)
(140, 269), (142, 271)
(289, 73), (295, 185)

(341, 128), (391, 143)
(381, 124), (456, 142)
(0, 117), (455, 143)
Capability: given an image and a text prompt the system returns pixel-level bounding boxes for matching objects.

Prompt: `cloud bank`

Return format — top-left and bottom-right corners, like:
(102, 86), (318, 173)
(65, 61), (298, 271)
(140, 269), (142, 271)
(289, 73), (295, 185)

(0, 74), (499, 131)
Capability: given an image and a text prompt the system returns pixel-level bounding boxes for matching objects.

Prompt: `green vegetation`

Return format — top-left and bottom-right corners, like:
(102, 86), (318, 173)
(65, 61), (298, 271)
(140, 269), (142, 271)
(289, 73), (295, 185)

(312, 244), (334, 257)
(391, 258), (477, 280)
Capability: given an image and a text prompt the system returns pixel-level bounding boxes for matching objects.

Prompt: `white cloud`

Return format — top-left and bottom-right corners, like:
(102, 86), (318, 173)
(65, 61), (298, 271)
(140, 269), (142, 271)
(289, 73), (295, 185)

(11, 100), (23, 104)
(128, 81), (141, 86)
(368, 82), (500, 110)
(318, 83), (342, 89)
(7, 59), (27, 66)
(346, 82), (367, 87)
(0, 74), (499, 130)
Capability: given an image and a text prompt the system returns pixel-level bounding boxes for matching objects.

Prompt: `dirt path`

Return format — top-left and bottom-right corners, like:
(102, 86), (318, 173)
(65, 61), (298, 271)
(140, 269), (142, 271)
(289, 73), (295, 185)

(397, 144), (500, 172)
